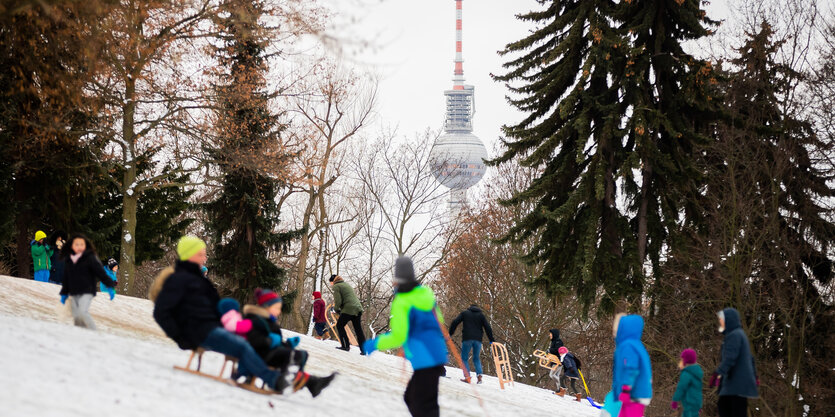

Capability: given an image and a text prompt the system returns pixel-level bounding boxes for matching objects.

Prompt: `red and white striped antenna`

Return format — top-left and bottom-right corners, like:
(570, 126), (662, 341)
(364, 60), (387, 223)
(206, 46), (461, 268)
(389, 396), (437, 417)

(453, 0), (465, 90)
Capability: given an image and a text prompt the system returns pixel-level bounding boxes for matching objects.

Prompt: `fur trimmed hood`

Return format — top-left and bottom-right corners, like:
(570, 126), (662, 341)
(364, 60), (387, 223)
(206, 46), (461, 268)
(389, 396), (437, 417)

(148, 266), (175, 303)
(243, 304), (271, 318)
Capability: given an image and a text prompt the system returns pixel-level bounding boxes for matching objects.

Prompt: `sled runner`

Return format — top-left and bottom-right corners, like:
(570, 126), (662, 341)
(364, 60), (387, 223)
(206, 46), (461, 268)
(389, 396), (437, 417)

(490, 342), (514, 390)
(326, 303), (358, 346)
(532, 349), (562, 370)
(174, 348), (276, 395)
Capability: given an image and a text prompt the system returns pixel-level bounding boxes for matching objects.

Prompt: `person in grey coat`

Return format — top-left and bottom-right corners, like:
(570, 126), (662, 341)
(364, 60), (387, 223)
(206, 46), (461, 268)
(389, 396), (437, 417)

(709, 307), (758, 417)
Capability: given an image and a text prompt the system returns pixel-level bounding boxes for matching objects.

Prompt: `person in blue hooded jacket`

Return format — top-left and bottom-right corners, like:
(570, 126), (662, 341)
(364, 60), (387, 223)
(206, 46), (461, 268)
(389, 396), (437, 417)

(363, 256), (448, 417)
(601, 313), (653, 417)
(709, 307), (758, 417)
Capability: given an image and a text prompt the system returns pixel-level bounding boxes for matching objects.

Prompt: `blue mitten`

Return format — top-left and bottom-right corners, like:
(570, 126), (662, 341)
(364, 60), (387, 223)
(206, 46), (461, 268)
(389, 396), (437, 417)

(286, 336), (300, 348)
(60, 294), (68, 305)
(269, 333), (282, 348)
(363, 339), (378, 355)
(107, 287), (116, 301)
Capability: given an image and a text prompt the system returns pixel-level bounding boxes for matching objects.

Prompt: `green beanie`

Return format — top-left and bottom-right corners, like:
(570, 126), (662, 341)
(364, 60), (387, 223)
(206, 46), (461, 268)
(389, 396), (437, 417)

(177, 236), (206, 261)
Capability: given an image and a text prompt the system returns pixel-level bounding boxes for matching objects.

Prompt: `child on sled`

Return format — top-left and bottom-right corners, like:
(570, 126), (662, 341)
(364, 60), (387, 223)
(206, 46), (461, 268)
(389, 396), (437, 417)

(218, 289), (336, 397)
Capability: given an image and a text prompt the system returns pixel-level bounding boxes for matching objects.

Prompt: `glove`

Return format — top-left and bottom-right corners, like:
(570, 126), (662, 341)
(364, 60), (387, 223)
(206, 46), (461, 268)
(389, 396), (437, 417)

(618, 385), (632, 403)
(286, 336), (300, 348)
(60, 294), (68, 304)
(709, 372), (720, 388)
(269, 333), (282, 349)
(362, 339), (377, 355)
(671, 401), (679, 410)
(235, 319), (253, 335)
(107, 287), (116, 300)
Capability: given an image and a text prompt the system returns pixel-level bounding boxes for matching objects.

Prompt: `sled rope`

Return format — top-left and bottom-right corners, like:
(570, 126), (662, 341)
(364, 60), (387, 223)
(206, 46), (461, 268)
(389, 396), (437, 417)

(578, 370), (602, 409)
(433, 308), (491, 417)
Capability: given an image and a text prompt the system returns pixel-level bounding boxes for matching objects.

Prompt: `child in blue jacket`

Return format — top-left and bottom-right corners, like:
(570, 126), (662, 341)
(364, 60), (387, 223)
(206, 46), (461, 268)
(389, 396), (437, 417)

(672, 348), (703, 417)
(100, 258), (117, 299)
(601, 313), (653, 417)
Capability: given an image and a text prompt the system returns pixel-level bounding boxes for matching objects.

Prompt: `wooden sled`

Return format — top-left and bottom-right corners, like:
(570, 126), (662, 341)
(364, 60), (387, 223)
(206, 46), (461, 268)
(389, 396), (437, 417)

(490, 342), (514, 389)
(532, 349), (562, 370)
(326, 303), (358, 346)
(174, 348), (276, 395)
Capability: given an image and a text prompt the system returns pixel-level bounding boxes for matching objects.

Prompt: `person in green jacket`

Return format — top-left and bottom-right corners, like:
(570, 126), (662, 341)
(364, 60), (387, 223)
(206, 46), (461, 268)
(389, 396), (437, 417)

(329, 274), (367, 354)
(363, 256), (448, 417)
(671, 348), (703, 417)
(31, 230), (53, 282)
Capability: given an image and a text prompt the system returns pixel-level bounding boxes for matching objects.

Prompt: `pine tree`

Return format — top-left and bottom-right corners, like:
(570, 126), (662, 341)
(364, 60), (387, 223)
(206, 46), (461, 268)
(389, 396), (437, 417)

(205, 0), (296, 303)
(492, 0), (718, 313)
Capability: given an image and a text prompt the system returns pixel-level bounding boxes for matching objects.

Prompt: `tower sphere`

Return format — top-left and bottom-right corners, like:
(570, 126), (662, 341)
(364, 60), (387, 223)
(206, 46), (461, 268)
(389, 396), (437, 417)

(429, 132), (488, 190)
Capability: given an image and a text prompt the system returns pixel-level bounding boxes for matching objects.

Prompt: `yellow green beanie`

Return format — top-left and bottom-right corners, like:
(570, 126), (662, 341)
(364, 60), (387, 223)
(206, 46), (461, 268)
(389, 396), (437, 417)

(34, 230), (47, 241)
(177, 235), (206, 261)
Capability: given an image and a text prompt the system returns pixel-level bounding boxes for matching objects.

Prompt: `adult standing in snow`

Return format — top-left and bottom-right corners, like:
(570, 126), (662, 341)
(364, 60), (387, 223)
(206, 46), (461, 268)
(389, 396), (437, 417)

(448, 304), (495, 384)
(328, 274), (367, 354)
(312, 291), (328, 340)
(31, 230), (53, 282)
(363, 257), (448, 417)
(150, 236), (288, 392)
(709, 308), (758, 417)
(546, 329), (565, 394)
(600, 313), (653, 417)
(59, 234), (116, 329)
(48, 231), (67, 284)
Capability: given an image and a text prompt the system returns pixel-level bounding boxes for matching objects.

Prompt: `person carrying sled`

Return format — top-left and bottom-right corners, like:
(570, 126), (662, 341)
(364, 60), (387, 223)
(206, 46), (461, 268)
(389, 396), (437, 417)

(363, 257), (448, 417)
(59, 234), (116, 329)
(312, 291), (329, 340)
(600, 313), (653, 417)
(672, 348), (703, 417)
(150, 236), (289, 393)
(31, 230), (53, 282)
(546, 328), (565, 394)
(329, 274), (367, 354)
(557, 346), (583, 401)
(448, 303), (495, 384)
(710, 308), (758, 417)
(217, 294), (336, 397)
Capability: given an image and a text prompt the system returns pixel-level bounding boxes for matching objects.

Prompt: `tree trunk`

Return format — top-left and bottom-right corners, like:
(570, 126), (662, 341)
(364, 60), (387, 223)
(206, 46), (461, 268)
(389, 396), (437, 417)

(637, 162), (652, 266)
(118, 77), (138, 295)
(291, 188), (317, 330)
(13, 183), (32, 278)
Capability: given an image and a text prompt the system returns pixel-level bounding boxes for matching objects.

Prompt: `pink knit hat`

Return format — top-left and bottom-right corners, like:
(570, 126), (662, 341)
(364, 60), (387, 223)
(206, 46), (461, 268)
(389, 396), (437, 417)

(558, 346), (568, 355)
(681, 348), (697, 365)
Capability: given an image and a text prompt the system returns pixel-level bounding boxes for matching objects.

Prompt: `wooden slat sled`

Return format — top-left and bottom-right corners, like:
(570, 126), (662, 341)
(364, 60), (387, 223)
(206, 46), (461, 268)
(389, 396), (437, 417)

(326, 303), (358, 346)
(490, 342), (514, 389)
(173, 348), (276, 395)
(532, 349), (562, 370)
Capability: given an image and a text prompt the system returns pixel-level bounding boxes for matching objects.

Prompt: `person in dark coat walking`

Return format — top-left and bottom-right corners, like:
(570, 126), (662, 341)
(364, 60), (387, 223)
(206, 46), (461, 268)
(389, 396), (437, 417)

(709, 308), (758, 417)
(59, 234), (116, 329)
(150, 236), (288, 392)
(448, 304), (495, 384)
(547, 329), (565, 394)
(48, 231), (67, 284)
(329, 274), (367, 354)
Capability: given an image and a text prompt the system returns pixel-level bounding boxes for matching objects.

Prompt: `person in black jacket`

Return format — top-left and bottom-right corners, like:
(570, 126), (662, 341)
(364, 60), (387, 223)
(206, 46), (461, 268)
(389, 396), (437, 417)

(547, 329), (565, 394)
(58, 234), (116, 329)
(449, 304), (495, 384)
(709, 308), (759, 417)
(150, 236), (288, 392)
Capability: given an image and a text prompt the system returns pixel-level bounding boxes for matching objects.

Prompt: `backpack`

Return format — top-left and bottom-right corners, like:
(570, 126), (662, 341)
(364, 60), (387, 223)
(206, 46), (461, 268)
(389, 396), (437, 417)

(572, 353), (582, 370)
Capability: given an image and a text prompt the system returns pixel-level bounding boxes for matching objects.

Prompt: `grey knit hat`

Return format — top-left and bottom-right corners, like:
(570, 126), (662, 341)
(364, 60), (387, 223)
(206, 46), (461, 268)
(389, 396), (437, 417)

(393, 256), (416, 284)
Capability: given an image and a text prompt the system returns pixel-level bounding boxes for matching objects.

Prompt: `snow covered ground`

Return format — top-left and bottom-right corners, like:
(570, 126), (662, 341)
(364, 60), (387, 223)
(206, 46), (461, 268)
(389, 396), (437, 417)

(0, 275), (600, 417)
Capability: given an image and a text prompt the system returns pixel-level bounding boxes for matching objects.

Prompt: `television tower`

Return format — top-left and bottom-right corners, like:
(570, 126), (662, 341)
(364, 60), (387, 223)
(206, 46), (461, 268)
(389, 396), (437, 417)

(429, 0), (488, 217)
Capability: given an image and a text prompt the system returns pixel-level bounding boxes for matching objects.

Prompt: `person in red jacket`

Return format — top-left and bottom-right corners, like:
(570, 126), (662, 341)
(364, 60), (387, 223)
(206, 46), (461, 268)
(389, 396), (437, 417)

(312, 291), (329, 340)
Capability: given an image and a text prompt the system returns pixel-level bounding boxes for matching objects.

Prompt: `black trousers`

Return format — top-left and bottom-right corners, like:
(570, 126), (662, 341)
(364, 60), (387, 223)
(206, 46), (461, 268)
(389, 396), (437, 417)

(561, 376), (580, 395)
(336, 312), (367, 350)
(264, 346), (308, 373)
(718, 395), (748, 417)
(404, 365), (444, 417)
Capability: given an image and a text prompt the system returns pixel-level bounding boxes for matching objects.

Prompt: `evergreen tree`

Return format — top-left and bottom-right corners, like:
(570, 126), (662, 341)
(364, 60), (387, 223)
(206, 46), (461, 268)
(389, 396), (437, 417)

(205, 0), (296, 303)
(492, 0), (718, 313)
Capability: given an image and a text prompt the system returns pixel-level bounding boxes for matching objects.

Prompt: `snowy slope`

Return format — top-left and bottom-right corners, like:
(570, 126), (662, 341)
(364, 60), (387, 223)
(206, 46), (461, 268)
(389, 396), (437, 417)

(0, 276), (600, 417)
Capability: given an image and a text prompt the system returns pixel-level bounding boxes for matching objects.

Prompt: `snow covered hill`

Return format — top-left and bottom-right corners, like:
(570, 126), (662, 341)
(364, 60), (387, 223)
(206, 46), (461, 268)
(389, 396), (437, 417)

(0, 275), (600, 417)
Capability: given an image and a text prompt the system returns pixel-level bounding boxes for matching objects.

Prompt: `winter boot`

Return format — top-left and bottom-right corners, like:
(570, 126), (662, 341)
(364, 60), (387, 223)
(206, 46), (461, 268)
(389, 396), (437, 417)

(574, 393), (583, 402)
(293, 371), (310, 393)
(269, 372), (290, 394)
(335, 346), (350, 352)
(306, 372), (337, 398)
(460, 377), (471, 383)
(555, 388), (566, 397)
(477, 375), (483, 384)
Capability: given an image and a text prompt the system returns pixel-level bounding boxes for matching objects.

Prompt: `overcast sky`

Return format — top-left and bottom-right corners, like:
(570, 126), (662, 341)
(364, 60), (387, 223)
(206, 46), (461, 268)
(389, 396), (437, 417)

(323, 0), (736, 156)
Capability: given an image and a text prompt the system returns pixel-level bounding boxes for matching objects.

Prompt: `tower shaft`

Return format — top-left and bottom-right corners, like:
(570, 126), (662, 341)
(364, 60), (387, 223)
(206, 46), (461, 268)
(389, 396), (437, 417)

(453, 0), (464, 90)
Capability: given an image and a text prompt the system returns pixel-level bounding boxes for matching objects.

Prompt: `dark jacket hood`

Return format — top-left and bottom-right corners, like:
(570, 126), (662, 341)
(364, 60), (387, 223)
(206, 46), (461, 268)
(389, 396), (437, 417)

(468, 305), (482, 313)
(722, 307), (741, 334)
(616, 314), (644, 344)
(549, 329), (561, 339)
